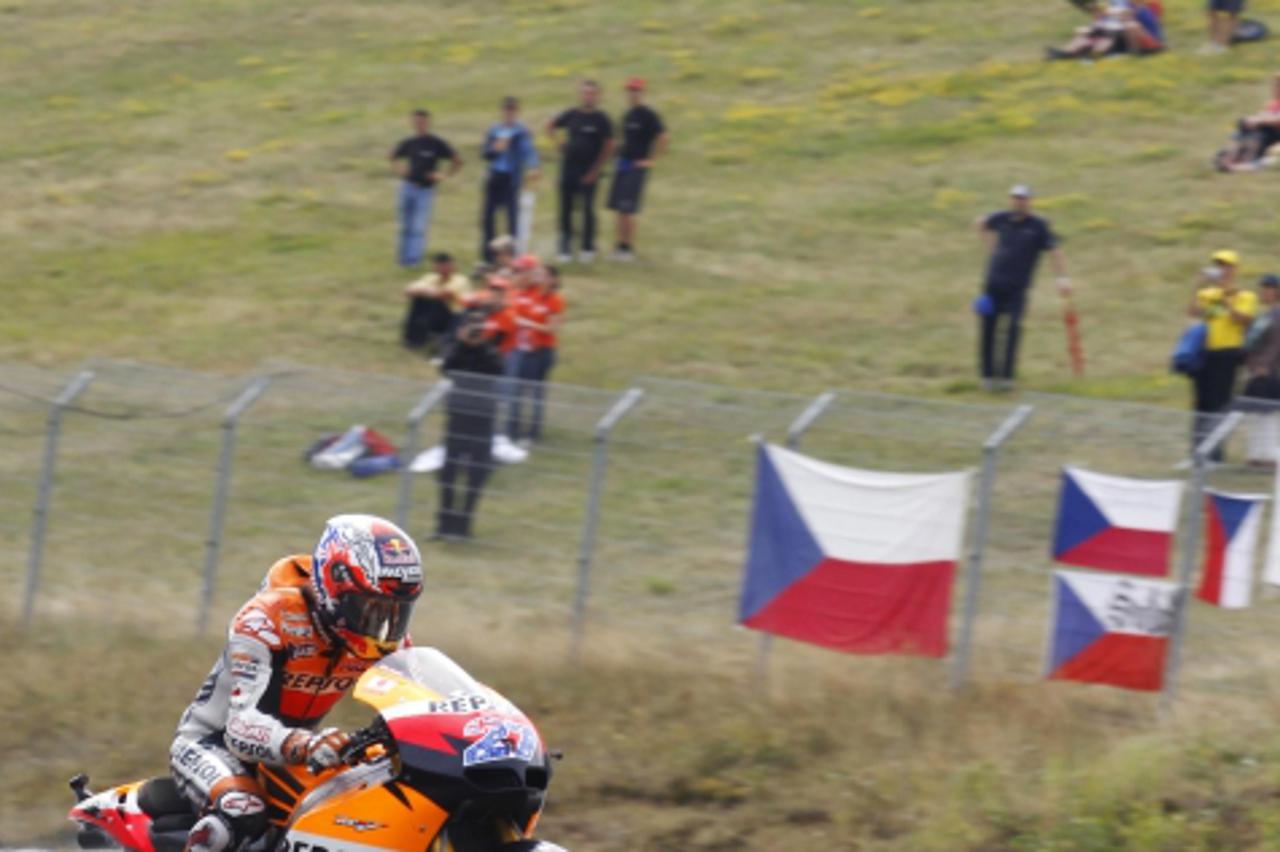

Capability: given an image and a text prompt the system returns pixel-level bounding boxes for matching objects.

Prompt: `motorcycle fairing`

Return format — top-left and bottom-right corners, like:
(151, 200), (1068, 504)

(68, 781), (155, 852)
(286, 771), (450, 850)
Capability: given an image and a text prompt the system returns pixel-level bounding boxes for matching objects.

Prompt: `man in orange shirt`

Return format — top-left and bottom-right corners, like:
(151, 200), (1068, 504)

(512, 265), (564, 443)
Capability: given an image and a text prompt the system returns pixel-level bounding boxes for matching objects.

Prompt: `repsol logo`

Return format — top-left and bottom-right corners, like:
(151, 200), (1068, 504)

(282, 673), (356, 692)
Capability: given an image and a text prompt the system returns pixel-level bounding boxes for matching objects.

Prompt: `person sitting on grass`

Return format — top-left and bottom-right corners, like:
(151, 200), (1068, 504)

(402, 252), (472, 356)
(1048, 0), (1164, 60)
(1215, 73), (1280, 172)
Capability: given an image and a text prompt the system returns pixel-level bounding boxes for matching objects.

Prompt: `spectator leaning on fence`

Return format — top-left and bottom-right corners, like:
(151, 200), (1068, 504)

(390, 109), (462, 268)
(402, 252), (473, 355)
(1242, 274), (1280, 466)
(480, 96), (540, 264)
(973, 185), (1069, 392)
(548, 80), (615, 264)
(1189, 250), (1257, 458)
(435, 312), (504, 540)
(607, 77), (668, 262)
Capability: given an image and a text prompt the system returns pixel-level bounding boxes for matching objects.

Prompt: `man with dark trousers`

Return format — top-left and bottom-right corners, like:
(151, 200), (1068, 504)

(973, 184), (1070, 391)
(1189, 250), (1257, 459)
(608, 77), (668, 261)
(480, 96), (540, 264)
(436, 313), (504, 540)
(547, 80), (615, 264)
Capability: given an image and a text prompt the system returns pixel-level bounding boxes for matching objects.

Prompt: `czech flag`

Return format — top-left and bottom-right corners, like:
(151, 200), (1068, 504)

(738, 444), (970, 658)
(1197, 490), (1266, 609)
(1047, 570), (1181, 692)
(1052, 466), (1183, 577)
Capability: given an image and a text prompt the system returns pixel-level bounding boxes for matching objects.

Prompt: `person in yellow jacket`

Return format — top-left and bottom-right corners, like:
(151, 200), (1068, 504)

(1189, 249), (1258, 457)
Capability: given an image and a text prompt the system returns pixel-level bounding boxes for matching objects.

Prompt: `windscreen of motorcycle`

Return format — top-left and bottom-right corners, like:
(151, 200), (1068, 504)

(354, 647), (545, 776)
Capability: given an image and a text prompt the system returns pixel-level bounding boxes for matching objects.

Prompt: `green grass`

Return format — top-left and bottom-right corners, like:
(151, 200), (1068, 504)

(8, 0), (1280, 848)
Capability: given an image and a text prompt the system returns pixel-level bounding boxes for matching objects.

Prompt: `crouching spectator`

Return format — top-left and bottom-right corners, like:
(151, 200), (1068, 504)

(1048, 1), (1164, 60)
(403, 252), (472, 355)
(1215, 73), (1280, 172)
(1243, 274), (1280, 466)
(436, 312), (503, 540)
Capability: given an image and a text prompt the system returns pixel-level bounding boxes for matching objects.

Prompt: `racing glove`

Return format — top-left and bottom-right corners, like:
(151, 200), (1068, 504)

(283, 727), (351, 773)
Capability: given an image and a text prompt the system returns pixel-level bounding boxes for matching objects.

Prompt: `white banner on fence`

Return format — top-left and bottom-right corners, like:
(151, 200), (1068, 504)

(1264, 467), (1280, 586)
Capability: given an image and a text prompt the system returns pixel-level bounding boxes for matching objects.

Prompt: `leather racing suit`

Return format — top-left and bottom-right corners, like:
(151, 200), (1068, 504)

(170, 555), (408, 830)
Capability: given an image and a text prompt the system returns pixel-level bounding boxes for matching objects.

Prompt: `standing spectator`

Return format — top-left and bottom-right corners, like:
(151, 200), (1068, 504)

(973, 185), (1070, 391)
(1243, 274), (1280, 466)
(525, 265), (565, 441)
(402, 252), (472, 354)
(1204, 0), (1243, 53)
(503, 255), (543, 441)
(1189, 250), (1257, 458)
(608, 78), (668, 261)
(480, 96), (540, 264)
(547, 80), (615, 264)
(510, 265), (565, 443)
(390, 109), (462, 268)
(436, 313), (504, 540)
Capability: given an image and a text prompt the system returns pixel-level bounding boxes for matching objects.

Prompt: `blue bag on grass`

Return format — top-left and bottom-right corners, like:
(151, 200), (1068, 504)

(1171, 322), (1207, 376)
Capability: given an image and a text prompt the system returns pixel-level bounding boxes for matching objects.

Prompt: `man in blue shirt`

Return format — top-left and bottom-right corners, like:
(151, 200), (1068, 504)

(480, 96), (540, 264)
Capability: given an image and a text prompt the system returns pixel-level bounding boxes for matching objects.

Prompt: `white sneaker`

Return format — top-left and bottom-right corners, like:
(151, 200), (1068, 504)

(579, 250), (596, 263)
(610, 249), (635, 262)
(555, 252), (572, 264)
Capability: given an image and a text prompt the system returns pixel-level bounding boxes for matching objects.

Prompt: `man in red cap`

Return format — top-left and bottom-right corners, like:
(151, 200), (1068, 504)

(608, 77), (668, 262)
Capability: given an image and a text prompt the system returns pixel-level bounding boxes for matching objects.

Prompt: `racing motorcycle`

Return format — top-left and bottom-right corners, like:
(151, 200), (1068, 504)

(68, 647), (564, 852)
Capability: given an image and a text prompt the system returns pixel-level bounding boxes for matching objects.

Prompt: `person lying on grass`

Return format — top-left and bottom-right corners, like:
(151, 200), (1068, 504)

(1215, 73), (1280, 172)
(1048, 0), (1164, 60)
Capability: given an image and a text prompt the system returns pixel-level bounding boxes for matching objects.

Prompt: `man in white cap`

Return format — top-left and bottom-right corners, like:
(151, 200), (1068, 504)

(973, 184), (1070, 391)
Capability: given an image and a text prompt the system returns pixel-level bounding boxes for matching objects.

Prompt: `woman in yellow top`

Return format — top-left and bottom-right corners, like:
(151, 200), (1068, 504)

(1188, 249), (1258, 458)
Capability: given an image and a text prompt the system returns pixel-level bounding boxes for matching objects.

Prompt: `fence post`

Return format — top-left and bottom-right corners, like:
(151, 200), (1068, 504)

(395, 379), (453, 531)
(1162, 410), (1244, 711)
(21, 370), (95, 628)
(198, 376), (272, 634)
(570, 387), (645, 663)
(755, 392), (838, 685)
(950, 403), (1034, 691)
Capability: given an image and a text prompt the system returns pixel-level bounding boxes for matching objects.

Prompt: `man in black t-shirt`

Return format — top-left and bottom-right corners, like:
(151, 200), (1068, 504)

(973, 185), (1071, 390)
(607, 77), (668, 262)
(546, 80), (615, 263)
(390, 109), (463, 268)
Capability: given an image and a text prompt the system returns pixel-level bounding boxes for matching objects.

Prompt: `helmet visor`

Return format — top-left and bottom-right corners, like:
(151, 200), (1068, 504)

(338, 594), (415, 645)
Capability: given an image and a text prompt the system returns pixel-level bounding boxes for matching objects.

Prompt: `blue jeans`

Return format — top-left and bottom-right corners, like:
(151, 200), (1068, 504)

(501, 350), (524, 439)
(397, 182), (435, 267)
(507, 348), (556, 441)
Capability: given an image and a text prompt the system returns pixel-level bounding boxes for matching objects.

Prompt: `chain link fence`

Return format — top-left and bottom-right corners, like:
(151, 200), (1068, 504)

(4, 359), (1279, 708)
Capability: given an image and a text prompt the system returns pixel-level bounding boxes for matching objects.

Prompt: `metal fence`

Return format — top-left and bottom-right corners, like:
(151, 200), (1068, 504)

(4, 358), (1279, 709)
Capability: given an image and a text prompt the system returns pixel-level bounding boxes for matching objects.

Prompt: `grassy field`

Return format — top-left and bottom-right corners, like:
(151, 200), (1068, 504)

(8, 0), (1280, 848)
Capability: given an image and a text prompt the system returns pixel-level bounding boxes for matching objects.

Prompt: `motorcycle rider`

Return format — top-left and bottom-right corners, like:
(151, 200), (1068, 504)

(169, 514), (423, 851)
